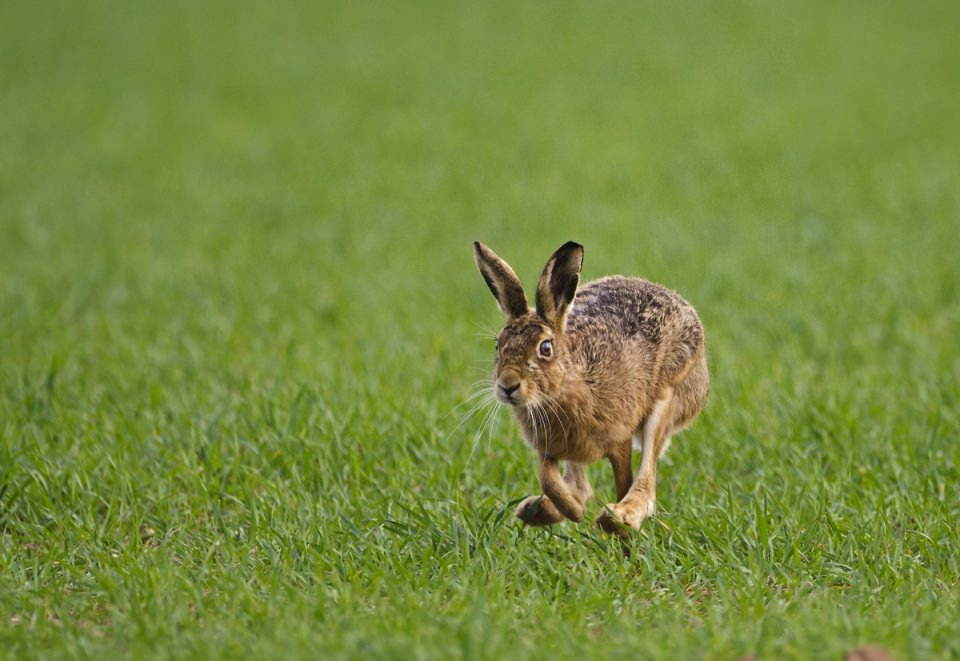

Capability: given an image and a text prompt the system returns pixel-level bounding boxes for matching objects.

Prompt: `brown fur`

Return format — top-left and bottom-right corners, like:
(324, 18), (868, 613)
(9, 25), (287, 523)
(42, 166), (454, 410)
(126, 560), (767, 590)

(473, 241), (709, 533)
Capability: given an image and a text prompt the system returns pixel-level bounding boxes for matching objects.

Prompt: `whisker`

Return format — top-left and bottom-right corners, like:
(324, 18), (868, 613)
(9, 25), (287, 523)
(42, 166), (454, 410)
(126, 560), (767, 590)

(535, 402), (549, 474)
(474, 399), (500, 455)
(462, 385), (495, 401)
(471, 321), (501, 337)
(445, 385), (495, 420)
(539, 393), (568, 435)
(525, 402), (538, 447)
(538, 407), (551, 449)
(448, 387), (498, 439)
(529, 403), (551, 460)
(456, 395), (495, 428)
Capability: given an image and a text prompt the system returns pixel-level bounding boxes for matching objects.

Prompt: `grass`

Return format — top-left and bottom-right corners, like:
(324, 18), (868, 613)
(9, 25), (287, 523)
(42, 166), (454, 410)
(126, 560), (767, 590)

(2, 0), (959, 658)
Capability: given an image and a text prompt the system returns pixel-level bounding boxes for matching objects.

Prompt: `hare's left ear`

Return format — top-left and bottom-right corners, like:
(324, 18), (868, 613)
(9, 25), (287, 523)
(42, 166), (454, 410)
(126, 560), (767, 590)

(536, 241), (583, 332)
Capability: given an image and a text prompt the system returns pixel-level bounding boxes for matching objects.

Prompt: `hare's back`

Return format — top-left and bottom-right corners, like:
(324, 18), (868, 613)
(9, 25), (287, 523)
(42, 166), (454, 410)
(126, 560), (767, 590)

(569, 276), (703, 351)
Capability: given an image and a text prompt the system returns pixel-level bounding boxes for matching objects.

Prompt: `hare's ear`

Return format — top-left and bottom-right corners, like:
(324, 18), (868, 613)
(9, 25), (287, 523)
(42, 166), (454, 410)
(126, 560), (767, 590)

(473, 242), (528, 320)
(536, 241), (583, 331)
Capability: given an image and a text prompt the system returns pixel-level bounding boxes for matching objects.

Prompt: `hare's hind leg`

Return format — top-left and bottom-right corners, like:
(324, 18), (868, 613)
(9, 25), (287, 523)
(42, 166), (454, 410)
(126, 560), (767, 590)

(597, 389), (675, 534)
(607, 437), (634, 501)
(516, 459), (593, 526)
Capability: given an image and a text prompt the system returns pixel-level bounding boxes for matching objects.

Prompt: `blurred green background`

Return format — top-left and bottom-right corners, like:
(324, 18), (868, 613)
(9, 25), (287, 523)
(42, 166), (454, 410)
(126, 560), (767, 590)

(2, 1), (958, 658)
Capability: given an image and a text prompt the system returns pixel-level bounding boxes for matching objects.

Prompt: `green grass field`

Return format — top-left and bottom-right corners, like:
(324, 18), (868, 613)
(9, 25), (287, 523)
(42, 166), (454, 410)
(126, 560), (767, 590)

(2, 1), (959, 658)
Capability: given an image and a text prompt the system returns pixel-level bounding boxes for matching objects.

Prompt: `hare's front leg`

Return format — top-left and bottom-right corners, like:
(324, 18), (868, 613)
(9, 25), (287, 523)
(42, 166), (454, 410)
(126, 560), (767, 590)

(516, 459), (593, 526)
(597, 391), (675, 535)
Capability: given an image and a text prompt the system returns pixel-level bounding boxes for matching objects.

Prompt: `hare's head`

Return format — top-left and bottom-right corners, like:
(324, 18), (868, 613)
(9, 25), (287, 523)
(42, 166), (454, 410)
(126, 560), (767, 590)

(473, 241), (583, 407)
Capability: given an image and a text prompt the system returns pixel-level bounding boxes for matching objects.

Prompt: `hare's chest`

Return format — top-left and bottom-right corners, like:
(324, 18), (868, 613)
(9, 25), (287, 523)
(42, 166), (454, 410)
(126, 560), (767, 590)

(518, 419), (606, 463)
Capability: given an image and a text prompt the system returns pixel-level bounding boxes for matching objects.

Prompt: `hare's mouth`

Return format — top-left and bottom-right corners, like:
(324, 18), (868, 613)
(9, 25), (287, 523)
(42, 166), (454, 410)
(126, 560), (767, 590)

(495, 380), (523, 406)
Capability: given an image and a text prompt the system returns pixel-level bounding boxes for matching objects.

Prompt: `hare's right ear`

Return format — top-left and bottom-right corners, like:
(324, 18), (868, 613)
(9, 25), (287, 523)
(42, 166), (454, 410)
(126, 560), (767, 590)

(473, 242), (528, 320)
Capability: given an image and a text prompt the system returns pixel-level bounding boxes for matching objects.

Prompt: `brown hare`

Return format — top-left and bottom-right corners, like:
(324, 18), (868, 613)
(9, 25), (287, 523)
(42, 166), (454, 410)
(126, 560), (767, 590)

(473, 241), (708, 534)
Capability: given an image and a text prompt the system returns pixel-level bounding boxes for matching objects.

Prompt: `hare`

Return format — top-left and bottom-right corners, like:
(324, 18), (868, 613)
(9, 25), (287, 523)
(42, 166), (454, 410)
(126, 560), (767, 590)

(473, 241), (708, 534)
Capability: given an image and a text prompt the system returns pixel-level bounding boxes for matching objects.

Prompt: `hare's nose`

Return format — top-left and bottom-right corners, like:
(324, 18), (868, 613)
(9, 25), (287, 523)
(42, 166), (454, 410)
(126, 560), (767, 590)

(499, 382), (520, 397)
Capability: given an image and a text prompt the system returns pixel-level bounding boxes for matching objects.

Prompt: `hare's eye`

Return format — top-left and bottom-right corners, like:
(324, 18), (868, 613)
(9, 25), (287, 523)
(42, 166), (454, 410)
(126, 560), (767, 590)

(538, 339), (553, 359)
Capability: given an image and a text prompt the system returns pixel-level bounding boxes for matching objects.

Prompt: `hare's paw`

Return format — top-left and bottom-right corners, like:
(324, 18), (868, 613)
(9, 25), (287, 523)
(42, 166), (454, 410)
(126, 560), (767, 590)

(595, 500), (655, 536)
(595, 504), (631, 537)
(515, 495), (565, 526)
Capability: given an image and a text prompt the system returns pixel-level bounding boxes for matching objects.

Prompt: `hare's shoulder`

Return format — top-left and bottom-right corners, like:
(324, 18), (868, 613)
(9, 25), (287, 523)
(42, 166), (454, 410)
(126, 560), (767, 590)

(569, 275), (700, 345)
